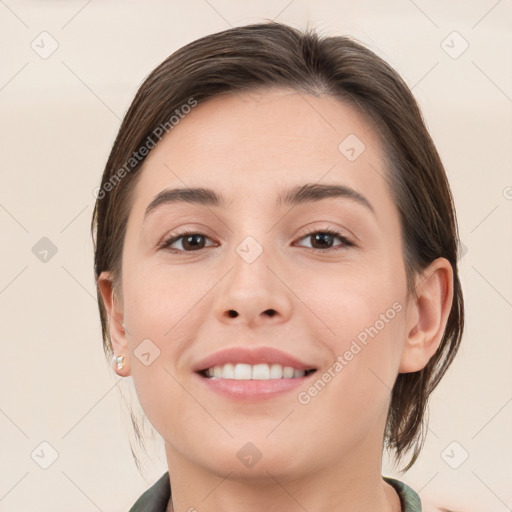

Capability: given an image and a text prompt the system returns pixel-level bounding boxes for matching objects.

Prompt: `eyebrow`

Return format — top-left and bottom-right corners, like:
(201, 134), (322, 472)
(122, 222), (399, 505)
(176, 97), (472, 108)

(143, 183), (375, 220)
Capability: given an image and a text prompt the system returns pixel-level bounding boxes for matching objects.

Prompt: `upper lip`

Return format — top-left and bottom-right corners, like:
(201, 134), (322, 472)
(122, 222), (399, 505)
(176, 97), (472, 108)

(192, 347), (316, 372)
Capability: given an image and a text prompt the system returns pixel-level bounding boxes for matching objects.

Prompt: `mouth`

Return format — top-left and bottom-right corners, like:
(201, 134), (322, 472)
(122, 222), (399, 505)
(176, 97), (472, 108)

(197, 363), (318, 380)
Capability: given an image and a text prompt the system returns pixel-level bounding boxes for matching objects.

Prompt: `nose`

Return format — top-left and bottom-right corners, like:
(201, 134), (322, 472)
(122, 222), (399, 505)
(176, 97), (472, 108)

(213, 236), (293, 328)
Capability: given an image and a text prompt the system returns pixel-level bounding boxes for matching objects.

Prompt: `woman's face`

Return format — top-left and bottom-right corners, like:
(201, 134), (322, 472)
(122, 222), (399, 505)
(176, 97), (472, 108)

(104, 89), (417, 479)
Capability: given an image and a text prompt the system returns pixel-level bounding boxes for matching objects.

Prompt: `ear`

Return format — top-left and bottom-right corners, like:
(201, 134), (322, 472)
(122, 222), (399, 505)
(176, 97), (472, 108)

(399, 257), (454, 373)
(97, 271), (131, 377)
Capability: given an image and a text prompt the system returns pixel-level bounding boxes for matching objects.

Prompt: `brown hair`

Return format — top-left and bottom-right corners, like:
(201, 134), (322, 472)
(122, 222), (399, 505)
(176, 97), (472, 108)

(91, 20), (464, 473)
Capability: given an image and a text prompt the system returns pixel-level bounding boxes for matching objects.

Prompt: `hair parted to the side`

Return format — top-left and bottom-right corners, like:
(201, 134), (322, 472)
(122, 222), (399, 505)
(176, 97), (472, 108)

(91, 20), (464, 474)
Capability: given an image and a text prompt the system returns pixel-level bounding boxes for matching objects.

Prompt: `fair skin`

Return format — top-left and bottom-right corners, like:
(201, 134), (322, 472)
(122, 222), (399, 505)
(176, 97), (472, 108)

(98, 89), (453, 512)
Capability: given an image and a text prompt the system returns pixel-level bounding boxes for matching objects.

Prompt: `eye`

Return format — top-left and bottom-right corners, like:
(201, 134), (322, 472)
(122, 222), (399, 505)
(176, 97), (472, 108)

(295, 228), (355, 252)
(159, 227), (355, 253)
(159, 230), (215, 252)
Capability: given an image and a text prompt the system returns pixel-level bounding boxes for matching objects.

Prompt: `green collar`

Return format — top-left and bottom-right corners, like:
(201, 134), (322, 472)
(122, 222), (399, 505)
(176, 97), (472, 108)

(129, 472), (422, 512)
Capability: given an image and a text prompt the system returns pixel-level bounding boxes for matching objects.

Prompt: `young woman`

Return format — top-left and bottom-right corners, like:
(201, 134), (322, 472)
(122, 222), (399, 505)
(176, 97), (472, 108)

(91, 21), (464, 512)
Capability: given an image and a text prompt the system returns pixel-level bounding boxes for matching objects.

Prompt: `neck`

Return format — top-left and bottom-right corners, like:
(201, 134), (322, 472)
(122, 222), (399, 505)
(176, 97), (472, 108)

(163, 439), (402, 512)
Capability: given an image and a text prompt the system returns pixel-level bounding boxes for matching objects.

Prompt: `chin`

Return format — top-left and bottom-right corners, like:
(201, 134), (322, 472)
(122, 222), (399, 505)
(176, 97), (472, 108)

(193, 437), (309, 482)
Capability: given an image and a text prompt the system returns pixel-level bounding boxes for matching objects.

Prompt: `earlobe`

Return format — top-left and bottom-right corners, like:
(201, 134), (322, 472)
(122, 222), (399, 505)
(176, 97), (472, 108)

(111, 354), (128, 375)
(97, 271), (131, 376)
(399, 258), (454, 374)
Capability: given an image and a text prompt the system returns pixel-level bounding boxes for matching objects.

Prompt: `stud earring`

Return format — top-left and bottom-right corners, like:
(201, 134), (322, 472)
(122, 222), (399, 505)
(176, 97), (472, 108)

(114, 355), (125, 370)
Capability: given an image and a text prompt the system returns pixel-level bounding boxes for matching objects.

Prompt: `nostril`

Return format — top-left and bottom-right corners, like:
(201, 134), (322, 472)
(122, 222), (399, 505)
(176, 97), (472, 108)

(227, 310), (238, 318)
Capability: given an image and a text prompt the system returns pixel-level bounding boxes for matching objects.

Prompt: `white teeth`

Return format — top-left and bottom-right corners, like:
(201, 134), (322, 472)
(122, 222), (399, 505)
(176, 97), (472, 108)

(222, 363), (234, 378)
(283, 366), (295, 379)
(234, 363), (252, 380)
(269, 363), (283, 379)
(204, 363), (308, 380)
(252, 363), (270, 380)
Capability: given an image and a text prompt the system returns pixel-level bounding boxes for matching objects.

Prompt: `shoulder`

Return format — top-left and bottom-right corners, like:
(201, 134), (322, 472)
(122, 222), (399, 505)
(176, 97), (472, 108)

(128, 472), (171, 512)
(383, 476), (421, 512)
(384, 476), (467, 512)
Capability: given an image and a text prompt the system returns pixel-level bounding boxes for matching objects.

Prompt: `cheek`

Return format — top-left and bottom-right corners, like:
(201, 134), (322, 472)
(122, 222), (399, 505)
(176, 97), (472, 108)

(298, 259), (407, 382)
(120, 259), (210, 391)
(299, 282), (406, 434)
(301, 258), (405, 331)
(122, 256), (201, 337)
(120, 265), (198, 436)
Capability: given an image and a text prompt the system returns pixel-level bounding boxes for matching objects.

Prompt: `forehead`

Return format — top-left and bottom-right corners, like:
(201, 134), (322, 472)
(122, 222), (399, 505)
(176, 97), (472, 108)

(129, 88), (392, 216)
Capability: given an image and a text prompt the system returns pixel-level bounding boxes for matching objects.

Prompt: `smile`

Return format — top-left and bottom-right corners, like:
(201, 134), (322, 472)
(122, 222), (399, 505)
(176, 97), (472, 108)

(199, 363), (317, 380)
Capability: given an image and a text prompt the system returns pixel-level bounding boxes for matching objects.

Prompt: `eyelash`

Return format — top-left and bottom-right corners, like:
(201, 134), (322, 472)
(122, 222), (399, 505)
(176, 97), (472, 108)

(158, 227), (355, 254)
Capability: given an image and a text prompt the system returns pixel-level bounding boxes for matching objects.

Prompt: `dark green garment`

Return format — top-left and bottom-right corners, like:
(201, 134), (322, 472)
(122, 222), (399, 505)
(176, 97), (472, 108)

(128, 472), (422, 512)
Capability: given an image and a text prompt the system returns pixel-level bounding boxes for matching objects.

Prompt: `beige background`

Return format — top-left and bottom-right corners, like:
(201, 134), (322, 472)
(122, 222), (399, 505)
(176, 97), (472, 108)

(1, 1), (511, 511)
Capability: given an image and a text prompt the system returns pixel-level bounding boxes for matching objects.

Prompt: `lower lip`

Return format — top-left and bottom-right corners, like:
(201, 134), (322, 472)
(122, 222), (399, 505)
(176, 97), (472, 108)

(195, 372), (315, 401)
